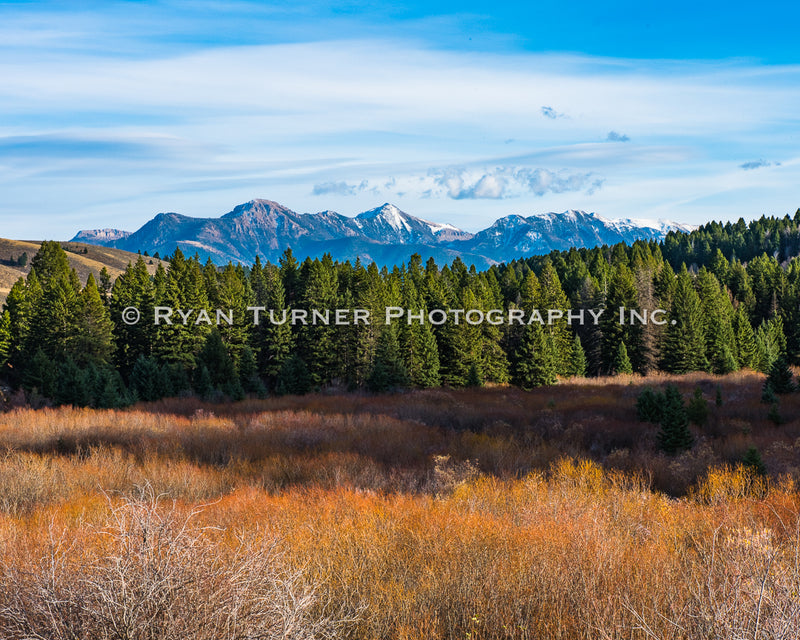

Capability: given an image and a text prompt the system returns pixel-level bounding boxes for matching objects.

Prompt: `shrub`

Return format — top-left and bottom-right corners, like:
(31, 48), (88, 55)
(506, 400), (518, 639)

(657, 385), (693, 455)
(764, 356), (795, 395)
(686, 387), (709, 427)
(636, 387), (663, 423)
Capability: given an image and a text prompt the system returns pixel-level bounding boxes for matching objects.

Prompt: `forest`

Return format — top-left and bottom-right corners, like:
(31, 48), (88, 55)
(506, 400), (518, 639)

(1, 210), (799, 407)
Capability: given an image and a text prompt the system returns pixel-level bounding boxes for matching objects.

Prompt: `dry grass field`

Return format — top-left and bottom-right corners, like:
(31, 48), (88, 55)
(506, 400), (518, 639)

(0, 373), (799, 639)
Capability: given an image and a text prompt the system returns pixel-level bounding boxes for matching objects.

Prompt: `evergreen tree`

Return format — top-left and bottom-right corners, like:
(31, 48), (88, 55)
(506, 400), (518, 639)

(27, 242), (81, 362)
(567, 334), (587, 377)
(612, 340), (633, 375)
(538, 260), (572, 376)
(275, 354), (312, 396)
(0, 310), (11, 369)
(465, 362), (483, 387)
(763, 356), (795, 395)
(22, 348), (58, 399)
(98, 266), (113, 301)
(601, 263), (639, 375)
(72, 274), (115, 367)
(636, 387), (663, 423)
(686, 387), (709, 427)
(55, 358), (92, 407)
(3, 276), (35, 373)
(438, 288), (483, 387)
(130, 355), (164, 402)
(212, 262), (252, 360)
(193, 365), (214, 400)
(733, 306), (759, 370)
(238, 345), (267, 396)
(657, 385), (693, 455)
(696, 269), (738, 374)
(256, 264), (293, 382)
(514, 323), (557, 389)
(755, 316), (786, 373)
(93, 366), (129, 409)
(415, 323), (441, 387)
(661, 266), (709, 373)
(367, 324), (410, 392)
(767, 400), (783, 425)
(296, 257), (338, 387)
(110, 257), (156, 376)
(196, 329), (242, 399)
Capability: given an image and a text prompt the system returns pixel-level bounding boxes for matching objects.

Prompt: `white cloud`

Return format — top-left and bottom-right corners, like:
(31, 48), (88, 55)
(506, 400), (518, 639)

(1, 29), (800, 236)
(425, 166), (602, 200)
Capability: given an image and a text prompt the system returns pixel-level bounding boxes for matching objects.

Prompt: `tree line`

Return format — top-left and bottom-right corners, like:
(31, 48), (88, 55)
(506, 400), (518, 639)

(1, 209), (799, 406)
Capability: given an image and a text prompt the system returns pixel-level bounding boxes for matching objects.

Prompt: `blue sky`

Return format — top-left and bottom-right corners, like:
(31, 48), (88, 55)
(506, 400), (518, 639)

(1, 0), (799, 238)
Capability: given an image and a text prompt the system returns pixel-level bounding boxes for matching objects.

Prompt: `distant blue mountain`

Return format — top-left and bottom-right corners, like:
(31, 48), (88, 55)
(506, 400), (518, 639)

(71, 199), (694, 268)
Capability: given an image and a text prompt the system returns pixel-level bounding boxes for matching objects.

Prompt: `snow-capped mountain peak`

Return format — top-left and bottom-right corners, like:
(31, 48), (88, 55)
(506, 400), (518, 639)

(70, 201), (692, 268)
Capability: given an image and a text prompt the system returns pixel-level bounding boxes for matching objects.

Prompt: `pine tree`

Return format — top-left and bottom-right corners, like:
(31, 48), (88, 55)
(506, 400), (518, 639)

(22, 348), (58, 399)
(567, 334), (587, 378)
(636, 387), (663, 423)
(27, 242), (81, 362)
(110, 257), (156, 376)
(196, 329), (242, 399)
(256, 264), (293, 382)
(275, 354), (312, 396)
(296, 257), (338, 387)
(238, 345), (266, 396)
(466, 362), (483, 387)
(763, 356), (795, 395)
(367, 324), (410, 392)
(686, 387), (709, 427)
(55, 358), (92, 407)
(755, 316), (786, 373)
(514, 323), (557, 389)
(130, 355), (164, 402)
(657, 385), (693, 455)
(613, 341), (633, 375)
(98, 267), (113, 301)
(4, 276), (35, 374)
(193, 365), (214, 400)
(733, 306), (759, 370)
(538, 260), (572, 376)
(696, 269), (738, 374)
(601, 264), (639, 375)
(93, 366), (129, 409)
(414, 323), (441, 387)
(0, 310), (11, 369)
(661, 266), (709, 373)
(71, 274), (115, 367)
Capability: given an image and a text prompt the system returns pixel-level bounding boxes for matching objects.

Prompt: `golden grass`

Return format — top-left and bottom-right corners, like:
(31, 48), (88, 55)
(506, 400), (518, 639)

(0, 384), (799, 638)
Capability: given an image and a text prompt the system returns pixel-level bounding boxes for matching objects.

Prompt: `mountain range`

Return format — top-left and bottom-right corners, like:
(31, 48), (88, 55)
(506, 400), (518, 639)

(71, 199), (695, 268)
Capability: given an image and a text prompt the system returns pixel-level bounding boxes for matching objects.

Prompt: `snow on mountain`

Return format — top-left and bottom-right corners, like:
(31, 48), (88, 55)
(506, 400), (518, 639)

(70, 201), (692, 268)
(71, 228), (132, 243)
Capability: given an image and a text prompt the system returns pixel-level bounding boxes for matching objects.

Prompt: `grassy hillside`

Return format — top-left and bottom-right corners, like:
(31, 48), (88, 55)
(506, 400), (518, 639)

(0, 238), (166, 302)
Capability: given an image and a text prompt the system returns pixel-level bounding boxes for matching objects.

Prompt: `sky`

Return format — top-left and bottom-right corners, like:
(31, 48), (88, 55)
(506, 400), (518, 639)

(1, 0), (799, 239)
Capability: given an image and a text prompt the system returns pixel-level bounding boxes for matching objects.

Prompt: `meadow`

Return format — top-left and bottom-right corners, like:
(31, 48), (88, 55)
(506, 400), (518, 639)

(0, 372), (798, 639)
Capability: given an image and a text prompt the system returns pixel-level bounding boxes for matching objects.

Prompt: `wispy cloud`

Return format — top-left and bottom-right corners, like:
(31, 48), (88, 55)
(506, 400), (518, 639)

(739, 159), (780, 170)
(1, 7), (800, 237)
(311, 180), (368, 195)
(541, 106), (566, 120)
(606, 131), (630, 142)
(426, 166), (602, 200)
